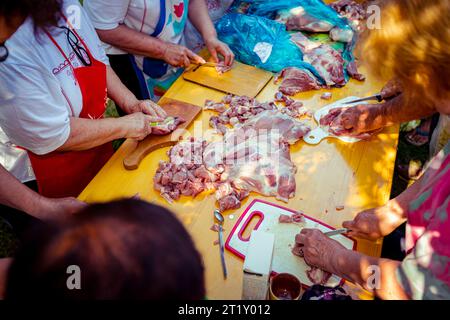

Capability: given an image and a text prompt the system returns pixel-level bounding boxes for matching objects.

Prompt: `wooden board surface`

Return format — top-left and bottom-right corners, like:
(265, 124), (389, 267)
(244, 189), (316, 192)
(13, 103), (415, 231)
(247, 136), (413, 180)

(79, 62), (398, 300)
(183, 61), (273, 98)
(123, 97), (202, 170)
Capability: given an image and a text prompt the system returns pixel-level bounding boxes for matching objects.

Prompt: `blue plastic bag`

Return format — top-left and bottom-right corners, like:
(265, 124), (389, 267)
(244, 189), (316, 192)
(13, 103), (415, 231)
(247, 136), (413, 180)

(234, 0), (350, 31)
(216, 13), (325, 83)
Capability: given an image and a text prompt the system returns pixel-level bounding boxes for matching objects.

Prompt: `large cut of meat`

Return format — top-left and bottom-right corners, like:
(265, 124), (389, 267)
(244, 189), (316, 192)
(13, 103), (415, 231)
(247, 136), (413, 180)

(276, 67), (321, 96)
(277, 7), (334, 33)
(151, 116), (186, 135)
(154, 96), (311, 212)
(303, 44), (346, 87)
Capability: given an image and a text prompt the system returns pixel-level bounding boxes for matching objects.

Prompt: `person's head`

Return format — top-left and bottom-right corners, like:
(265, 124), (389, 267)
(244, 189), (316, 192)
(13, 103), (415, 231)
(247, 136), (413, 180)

(361, 0), (450, 115)
(5, 199), (205, 300)
(0, 0), (62, 61)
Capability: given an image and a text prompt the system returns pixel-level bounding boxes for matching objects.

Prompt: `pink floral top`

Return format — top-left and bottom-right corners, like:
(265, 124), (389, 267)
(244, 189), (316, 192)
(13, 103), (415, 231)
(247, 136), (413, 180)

(397, 142), (450, 299)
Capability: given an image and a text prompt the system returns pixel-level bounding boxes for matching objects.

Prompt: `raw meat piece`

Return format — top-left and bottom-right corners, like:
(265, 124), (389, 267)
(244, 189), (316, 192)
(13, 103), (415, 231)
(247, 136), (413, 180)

(278, 213), (305, 224)
(290, 32), (321, 53)
(235, 110), (311, 145)
(329, 26), (354, 43)
(330, 0), (367, 25)
(215, 63), (233, 75)
(319, 108), (378, 139)
(276, 67), (321, 96)
(281, 101), (309, 118)
(277, 7), (334, 32)
(346, 61), (365, 81)
(336, 205), (345, 211)
(306, 267), (332, 285)
(321, 92), (333, 100)
(151, 116), (186, 135)
(303, 45), (346, 87)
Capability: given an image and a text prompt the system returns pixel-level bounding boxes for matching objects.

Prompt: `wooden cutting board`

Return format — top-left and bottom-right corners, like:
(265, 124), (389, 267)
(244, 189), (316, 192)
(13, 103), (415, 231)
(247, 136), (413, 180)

(183, 61), (273, 98)
(226, 200), (356, 288)
(123, 98), (202, 170)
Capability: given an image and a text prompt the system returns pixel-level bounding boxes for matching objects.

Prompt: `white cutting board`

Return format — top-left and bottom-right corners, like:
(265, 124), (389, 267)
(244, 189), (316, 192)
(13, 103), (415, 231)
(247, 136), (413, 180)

(303, 96), (369, 145)
(226, 199), (356, 287)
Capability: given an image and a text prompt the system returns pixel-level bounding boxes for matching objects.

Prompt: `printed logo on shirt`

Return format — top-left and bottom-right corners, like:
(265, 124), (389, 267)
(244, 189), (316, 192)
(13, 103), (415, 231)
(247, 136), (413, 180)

(52, 52), (80, 76)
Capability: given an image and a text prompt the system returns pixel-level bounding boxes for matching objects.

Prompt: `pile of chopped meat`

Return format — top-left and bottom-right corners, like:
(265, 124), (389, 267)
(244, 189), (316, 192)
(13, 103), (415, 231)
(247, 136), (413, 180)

(153, 138), (217, 203)
(154, 96), (311, 211)
(205, 95), (280, 134)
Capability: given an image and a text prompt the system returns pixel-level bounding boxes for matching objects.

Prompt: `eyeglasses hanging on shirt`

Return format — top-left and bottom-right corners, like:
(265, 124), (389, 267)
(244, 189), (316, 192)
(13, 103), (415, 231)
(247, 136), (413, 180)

(60, 26), (92, 67)
(0, 44), (9, 62)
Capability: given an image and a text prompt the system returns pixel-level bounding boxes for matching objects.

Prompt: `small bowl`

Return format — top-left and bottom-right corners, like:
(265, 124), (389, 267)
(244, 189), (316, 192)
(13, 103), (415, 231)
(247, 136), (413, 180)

(269, 273), (302, 300)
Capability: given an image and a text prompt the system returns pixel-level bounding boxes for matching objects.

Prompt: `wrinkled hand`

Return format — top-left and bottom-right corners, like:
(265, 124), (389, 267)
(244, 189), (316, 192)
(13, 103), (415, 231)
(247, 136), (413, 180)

(205, 37), (235, 66)
(134, 100), (167, 119)
(121, 112), (163, 140)
(163, 43), (205, 68)
(295, 228), (346, 271)
(327, 104), (384, 136)
(34, 197), (87, 220)
(343, 207), (404, 241)
(381, 78), (402, 100)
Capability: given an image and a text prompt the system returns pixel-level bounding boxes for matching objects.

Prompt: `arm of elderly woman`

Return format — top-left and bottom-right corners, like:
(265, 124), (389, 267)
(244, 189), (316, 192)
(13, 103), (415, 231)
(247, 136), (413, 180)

(296, 229), (409, 299)
(57, 66), (167, 151)
(187, 0), (234, 66)
(329, 88), (436, 136)
(297, 162), (442, 300)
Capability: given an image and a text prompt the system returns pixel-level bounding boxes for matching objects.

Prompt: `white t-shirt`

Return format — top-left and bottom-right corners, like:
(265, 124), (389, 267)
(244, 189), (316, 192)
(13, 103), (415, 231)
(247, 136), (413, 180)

(84, 0), (186, 55)
(0, 0), (109, 181)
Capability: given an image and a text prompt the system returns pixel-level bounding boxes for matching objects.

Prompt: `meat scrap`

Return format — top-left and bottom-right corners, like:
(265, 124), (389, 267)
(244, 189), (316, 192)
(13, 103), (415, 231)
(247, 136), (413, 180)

(215, 63), (232, 75)
(151, 116), (186, 135)
(278, 213), (305, 224)
(307, 267), (333, 285)
(276, 67), (321, 96)
(330, 0), (367, 27)
(321, 92), (333, 100)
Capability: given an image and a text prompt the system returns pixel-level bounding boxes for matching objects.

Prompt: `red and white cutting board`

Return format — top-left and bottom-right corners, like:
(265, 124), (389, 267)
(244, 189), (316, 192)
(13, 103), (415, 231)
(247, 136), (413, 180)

(226, 199), (356, 287)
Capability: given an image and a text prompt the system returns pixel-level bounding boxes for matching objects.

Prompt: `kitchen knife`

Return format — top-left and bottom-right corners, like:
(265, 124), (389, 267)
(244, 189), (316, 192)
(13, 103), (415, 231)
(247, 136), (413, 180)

(324, 228), (349, 237)
(345, 94), (383, 104)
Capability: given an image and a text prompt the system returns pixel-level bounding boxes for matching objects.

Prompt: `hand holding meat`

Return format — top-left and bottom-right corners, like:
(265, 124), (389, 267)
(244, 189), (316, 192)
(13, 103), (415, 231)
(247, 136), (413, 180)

(121, 112), (163, 140)
(136, 100), (167, 119)
(342, 206), (406, 241)
(204, 37), (235, 66)
(294, 228), (346, 272)
(162, 43), (205, 68)
(321, 105), (384, 137)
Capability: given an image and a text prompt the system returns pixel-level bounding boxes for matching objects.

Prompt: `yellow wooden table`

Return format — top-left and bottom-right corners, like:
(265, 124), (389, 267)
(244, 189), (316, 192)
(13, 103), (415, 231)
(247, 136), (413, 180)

(79, 63), (398, 300)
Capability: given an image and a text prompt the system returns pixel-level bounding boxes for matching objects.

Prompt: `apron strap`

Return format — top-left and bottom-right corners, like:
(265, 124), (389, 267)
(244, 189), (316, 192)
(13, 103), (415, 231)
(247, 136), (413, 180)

(151, 0), (167, 38)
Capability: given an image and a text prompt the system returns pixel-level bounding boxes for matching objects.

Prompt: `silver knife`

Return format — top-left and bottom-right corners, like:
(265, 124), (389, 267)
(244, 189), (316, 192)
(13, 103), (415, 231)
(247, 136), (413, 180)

(345, 94), (383, 105)
(324, 228), (349, 237)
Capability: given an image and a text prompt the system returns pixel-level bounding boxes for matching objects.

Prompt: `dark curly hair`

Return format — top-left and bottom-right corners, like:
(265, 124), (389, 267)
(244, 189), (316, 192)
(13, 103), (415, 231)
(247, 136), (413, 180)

(0, 0), (62, 30)
(5, 199), (206, 300)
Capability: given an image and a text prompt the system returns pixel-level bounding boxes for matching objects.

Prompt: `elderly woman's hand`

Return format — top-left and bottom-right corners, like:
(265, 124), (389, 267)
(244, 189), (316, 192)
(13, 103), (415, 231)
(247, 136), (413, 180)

(295, 228), (347, 271)
(327, 104), (385, 136)
(162, 43), (205, 68)
(204, 37), (235, 66)
(343, 206), (406, 241)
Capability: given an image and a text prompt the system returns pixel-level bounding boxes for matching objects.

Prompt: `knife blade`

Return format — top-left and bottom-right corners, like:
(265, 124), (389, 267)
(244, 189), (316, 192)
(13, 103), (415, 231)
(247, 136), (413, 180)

(324, 228), (349, 237)
(345, 94), (383, 105)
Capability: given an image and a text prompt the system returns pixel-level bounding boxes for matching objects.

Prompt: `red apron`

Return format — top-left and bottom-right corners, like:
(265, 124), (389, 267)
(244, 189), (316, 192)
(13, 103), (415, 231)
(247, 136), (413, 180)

(27, 18), (114, 198)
